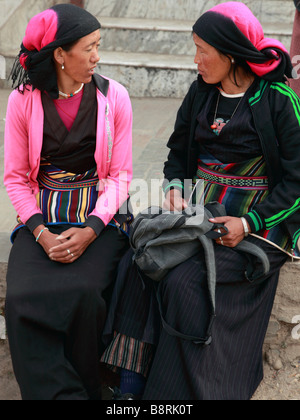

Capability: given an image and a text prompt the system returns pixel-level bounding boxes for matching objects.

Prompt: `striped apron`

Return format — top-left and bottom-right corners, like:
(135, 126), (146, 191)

(12, 161), (131, 239)
(195, 153), (291, 254)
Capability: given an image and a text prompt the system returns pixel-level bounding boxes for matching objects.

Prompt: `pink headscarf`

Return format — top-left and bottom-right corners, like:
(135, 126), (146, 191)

(19, 9), (58, 69)
(193, 2), (293, 80)
(10, 4), (100, 98)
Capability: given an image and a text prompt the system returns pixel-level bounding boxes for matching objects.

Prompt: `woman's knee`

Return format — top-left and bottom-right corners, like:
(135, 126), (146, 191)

(161, 254), (207, 297)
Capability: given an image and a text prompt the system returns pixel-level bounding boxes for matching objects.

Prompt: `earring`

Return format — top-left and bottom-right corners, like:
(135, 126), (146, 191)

(231, 58), (235, 64)
(62, 64), (65, 70)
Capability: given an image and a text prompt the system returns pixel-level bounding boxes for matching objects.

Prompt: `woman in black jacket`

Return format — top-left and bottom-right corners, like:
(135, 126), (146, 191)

(101, 2), (300, 400)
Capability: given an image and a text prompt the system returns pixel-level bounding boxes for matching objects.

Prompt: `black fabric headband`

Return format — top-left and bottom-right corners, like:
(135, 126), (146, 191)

(10, 4), (101, 98)
(192, 9), (293, 82)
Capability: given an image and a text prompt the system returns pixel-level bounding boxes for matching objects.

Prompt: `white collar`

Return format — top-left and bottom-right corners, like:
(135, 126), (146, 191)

(219, 89), (245, 99)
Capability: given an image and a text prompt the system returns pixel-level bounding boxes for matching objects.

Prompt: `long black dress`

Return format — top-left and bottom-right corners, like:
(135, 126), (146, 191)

(5, 82), (130, 400)
(101, 85), (289, 400)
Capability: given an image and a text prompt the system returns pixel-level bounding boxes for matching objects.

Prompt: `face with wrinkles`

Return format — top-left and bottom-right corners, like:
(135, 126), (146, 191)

(193, 33), (232, 87)
(54, 29), (101, 90)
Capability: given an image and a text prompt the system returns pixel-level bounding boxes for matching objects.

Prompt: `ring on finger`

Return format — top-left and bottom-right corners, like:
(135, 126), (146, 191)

(220, 238), (224, 246)
(67, 249), (71, 255)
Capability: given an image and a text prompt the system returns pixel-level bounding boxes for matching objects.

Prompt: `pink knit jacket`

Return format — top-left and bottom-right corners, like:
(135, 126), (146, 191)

(4, 76), (133, 227)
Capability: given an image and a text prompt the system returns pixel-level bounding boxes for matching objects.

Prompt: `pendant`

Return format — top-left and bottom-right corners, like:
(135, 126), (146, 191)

(211, 124), (218, 130)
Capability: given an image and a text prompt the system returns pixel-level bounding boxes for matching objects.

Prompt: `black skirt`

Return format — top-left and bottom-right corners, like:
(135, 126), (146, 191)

(5, 224), (129, 400)
(103, 236), (287, 400)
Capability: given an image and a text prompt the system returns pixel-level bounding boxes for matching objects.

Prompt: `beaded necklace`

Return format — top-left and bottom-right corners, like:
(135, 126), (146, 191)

(59, 83), (84, 99)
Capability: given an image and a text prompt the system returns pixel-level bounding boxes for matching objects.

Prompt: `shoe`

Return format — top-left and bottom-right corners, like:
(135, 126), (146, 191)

(110, 387), (141, 400)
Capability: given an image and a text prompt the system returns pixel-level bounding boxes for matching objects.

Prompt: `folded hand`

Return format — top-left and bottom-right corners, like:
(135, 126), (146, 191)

(47, 227), (97, 264)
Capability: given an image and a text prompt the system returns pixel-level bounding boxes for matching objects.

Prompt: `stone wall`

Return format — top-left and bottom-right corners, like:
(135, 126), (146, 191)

(0, 0), (64, 57)
(0, 0), (61, 88)
(86, 0), (295, 23)
(86, 0), (295, 97)
(0, 0), (296, 96)
(264, 262), (300, 368)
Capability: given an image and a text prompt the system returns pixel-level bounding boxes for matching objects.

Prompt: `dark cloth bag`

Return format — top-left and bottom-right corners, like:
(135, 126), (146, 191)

(129, 202), (270, 345)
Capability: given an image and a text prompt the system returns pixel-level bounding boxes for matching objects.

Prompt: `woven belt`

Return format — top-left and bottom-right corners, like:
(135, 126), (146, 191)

(197, 167), (268, 190)
(38, 172), (99, 191)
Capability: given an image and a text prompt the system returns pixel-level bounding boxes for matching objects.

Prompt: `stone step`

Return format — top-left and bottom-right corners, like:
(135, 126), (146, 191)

(100, 17), (195, 56)
(100, 50), (195, 71)
(86, 0), (295, 24)
(0, 3), (295, 98)
(263, 22), (293, 51)
(2, 53), (196, 97)
(96, 15), (293, 97)
(100, 16), (293, 56)
(98, 50), (197, 98)
(99, 18), (293, 98)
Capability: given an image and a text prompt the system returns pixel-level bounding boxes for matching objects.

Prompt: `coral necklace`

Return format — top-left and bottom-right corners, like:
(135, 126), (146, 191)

(59, 83), (84, 99)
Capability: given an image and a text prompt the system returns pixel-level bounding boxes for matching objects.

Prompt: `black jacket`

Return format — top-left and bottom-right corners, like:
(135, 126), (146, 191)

(163, 76), (300, 252)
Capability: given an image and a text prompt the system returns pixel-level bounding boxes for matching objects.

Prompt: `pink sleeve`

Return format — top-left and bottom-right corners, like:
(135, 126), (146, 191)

(4, 92), (42, 224)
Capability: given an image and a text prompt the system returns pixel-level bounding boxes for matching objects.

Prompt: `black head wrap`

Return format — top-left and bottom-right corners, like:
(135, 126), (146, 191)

(10, 3), (101, 98)
(193, 2), (293, 82)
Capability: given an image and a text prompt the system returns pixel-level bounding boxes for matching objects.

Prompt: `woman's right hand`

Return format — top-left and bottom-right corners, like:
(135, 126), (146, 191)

(163, 189), (188, 212)
(33, 226), (67, 260)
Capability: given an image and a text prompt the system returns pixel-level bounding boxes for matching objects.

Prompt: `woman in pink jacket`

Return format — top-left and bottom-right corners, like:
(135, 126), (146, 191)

(4, 4), (132, 400)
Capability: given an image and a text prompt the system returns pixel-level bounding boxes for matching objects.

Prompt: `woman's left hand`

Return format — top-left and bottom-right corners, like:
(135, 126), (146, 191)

(48, 227), (97, 263)
(209, 216), (249, 248)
